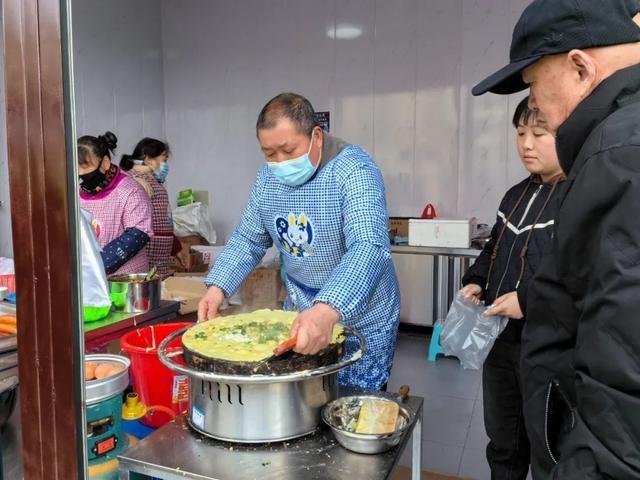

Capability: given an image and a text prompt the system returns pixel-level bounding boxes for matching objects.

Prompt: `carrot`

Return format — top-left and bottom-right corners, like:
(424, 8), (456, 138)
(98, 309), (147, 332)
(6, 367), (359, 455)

(0, 324), (17, 335)
(0, 315), (16, 325)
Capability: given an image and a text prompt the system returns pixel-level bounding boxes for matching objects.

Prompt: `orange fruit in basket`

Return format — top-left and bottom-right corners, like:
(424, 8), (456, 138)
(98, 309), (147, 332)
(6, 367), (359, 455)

(85, 362), (98, 380)
(94, 363), (114, 379)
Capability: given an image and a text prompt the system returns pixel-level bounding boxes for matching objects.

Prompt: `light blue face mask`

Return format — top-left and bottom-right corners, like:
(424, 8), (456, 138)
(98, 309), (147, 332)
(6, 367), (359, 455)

(267, 133), (319, 187)
(153, 162), (169, 184)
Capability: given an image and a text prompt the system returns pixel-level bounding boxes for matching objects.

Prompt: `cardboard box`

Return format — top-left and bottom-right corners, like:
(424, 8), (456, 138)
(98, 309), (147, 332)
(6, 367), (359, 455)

(190, 245), (225, 266)
(171, 235), (210, 273)
(170, 253), (209, 273)
(389, 218), (410, 237)
(162, 275), (208, 315)
(408, 219), (472, 248)
(177, 234), (209, 254)
(240, 266), (283, 309)
(164, 267), (285, 316)
(389, 217), (412, 245)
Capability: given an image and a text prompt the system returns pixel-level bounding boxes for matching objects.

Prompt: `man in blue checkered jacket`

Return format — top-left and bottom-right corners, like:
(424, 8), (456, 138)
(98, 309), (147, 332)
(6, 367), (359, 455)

(197, 92), (400, 389)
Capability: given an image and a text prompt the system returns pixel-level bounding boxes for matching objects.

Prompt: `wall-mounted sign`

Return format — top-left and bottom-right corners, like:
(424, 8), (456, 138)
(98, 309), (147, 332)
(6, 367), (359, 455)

(314, 111), (330, 132)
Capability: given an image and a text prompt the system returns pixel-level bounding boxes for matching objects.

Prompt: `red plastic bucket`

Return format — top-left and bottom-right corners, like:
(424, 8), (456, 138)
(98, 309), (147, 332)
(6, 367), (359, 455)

(0, 274), (16, 295)
(120, 322), (193, 428)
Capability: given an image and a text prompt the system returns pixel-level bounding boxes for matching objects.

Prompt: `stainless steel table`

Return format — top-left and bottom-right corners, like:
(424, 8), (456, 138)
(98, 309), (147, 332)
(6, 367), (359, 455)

(391, 245), (481, 258)
(392, 245), (481, 323)
(118, 392), (424, 480)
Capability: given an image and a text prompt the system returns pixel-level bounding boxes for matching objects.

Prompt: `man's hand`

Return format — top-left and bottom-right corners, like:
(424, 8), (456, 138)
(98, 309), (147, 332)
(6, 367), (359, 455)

(461, 284), (482, 304)
(197, 286), (225, 322)
(290, 303), (340, 355)
(483, 291), (523, 319)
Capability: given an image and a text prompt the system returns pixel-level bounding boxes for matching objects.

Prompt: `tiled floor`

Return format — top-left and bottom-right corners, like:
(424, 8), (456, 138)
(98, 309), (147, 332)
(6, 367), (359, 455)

(388, 330), (527, 480)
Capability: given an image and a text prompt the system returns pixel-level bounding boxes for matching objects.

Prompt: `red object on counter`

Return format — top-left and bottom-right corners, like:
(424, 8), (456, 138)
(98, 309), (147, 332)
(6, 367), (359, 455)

(0, 275), (16, 295)
(421, 204), (437, 219)
(121, 322), (193, 428)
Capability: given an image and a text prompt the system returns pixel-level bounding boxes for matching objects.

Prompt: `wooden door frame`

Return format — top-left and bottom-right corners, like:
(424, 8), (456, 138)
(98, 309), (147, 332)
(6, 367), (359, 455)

(3, 0), (85, 478)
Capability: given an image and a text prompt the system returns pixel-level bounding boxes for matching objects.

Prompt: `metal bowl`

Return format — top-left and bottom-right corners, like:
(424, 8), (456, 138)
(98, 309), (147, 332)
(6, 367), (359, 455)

(108, 273), (160, 313)
(85, 354), (130, 405)
(322, 395), (415, 454)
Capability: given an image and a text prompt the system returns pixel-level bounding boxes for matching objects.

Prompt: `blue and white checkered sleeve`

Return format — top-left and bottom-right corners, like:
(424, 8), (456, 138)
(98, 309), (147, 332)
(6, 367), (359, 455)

(205, 169), (273, 296)
(313, 161), (392, 321)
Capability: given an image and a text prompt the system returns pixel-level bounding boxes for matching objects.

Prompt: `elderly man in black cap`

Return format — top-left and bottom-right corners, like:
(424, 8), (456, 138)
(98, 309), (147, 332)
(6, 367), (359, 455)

(473, 1), (640, 479)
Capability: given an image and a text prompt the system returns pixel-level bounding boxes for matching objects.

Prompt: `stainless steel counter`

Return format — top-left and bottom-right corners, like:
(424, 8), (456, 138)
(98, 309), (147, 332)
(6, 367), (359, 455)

(84, 300), (181, 352)
(118, 390), (424, 480)
(84, 300), (181, 340)
(391, 245), (481, 258)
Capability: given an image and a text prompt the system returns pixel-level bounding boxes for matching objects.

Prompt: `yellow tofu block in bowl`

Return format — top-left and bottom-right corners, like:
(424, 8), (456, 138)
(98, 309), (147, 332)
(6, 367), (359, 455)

(355, 399), (400, 434)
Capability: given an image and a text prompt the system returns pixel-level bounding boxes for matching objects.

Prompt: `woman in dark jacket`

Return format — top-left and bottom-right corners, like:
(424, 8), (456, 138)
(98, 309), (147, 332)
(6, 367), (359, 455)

(461, 97), (565, 480)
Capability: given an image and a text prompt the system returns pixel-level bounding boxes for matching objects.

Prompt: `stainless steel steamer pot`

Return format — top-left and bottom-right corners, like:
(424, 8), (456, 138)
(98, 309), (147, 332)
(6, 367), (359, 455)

(158, 326), (366, 443)
(108, 273), (161, 313)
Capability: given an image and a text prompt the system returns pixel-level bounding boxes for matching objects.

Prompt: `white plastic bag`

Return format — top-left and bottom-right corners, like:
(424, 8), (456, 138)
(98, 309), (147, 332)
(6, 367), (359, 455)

(173, 202), (217, 244)
(440, 292), (508, 370)
(80, 209), (111, 309)
(0, 258), (14, 275)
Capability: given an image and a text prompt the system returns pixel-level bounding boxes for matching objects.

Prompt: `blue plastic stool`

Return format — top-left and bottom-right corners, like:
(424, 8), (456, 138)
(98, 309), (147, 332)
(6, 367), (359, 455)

(428, 321), (445, 362)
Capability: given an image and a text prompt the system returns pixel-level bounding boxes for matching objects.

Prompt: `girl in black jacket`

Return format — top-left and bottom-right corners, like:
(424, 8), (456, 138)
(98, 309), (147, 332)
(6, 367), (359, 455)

(461, 97), (565, 480)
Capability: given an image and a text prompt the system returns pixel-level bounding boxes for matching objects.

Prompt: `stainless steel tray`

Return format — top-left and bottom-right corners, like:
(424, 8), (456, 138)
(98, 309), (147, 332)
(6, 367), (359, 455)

(0, 352), (18, 372)
(0, 336), (17, 355)
(0, 303), (16, 315)
(0, 303), (17, 354)
(0, 367), (18, 395)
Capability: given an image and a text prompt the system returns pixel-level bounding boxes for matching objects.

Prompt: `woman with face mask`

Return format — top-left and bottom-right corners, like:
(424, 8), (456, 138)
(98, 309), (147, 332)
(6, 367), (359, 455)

(121, 138), (175, 280)
(78, 132), (153, 276)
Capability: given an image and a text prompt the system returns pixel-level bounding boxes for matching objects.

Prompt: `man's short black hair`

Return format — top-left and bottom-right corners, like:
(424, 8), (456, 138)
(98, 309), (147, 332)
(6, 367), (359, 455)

(512, 96), (538, 128)
(256, 92), (317, 137)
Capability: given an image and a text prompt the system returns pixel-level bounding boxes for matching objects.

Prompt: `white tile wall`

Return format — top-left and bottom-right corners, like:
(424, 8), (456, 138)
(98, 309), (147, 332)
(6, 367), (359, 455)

(457, 0), (529, 224)
(72, 0), (166, 159)
(160, 0), (532, 241)
(61, 0), (533, 248)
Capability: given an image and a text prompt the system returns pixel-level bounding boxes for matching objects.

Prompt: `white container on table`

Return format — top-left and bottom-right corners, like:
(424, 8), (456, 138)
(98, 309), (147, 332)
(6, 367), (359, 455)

(408, 219), (472, 248)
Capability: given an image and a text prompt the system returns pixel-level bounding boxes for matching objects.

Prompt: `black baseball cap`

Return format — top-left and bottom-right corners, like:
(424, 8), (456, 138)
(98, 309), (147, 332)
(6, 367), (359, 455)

(472, 0), (640, 96)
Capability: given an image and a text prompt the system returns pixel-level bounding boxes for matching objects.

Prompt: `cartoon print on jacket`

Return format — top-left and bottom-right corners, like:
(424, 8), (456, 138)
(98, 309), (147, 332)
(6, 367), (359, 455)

(275, 213), (314, 258)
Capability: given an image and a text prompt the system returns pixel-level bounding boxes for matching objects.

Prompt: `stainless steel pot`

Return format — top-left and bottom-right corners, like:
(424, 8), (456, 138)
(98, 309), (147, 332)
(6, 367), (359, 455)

(108, 273), (160, 313)
(85, 354), (130, 405)
(158, 326), (366, 443)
